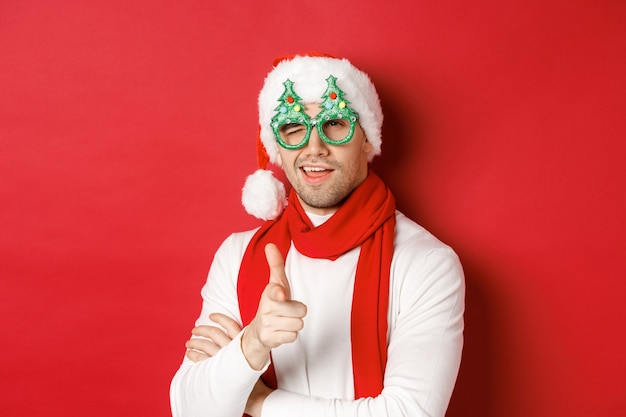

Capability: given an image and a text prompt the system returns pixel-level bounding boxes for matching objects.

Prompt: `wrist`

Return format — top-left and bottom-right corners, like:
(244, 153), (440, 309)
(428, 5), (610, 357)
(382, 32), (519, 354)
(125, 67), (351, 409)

(245, 379), (274, 417)
(241, 326), (271, 371)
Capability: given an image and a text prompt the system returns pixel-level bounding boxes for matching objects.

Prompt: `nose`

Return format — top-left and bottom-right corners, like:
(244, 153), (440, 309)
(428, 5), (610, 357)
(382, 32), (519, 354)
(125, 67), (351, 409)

(303, 126), (330, 157)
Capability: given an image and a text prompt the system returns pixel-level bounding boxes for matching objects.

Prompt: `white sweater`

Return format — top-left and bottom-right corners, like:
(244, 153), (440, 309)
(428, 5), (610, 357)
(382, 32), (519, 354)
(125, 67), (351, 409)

(171, 211), (465, 417)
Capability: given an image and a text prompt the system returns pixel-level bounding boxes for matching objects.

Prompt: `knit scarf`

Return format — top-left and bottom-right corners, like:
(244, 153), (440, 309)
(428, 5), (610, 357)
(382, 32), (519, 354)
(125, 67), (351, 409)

(237, 172), (396, 398)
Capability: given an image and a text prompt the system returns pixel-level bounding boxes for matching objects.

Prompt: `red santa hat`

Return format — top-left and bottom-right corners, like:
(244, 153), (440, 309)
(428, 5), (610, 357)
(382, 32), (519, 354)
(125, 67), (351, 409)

(242, 53), (383, 220)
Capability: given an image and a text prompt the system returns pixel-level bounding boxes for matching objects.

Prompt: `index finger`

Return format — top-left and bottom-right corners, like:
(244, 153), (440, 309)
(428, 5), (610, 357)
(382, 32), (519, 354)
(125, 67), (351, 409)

(265, 243), (290, 300)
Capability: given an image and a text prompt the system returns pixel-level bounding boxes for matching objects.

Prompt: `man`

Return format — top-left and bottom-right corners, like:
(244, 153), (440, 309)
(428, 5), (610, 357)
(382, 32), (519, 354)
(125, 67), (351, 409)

(170, 54), (465, 417)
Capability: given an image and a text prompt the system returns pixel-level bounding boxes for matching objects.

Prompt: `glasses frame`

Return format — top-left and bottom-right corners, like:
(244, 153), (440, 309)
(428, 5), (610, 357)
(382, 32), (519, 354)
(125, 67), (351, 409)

(272, 107), (359, 150)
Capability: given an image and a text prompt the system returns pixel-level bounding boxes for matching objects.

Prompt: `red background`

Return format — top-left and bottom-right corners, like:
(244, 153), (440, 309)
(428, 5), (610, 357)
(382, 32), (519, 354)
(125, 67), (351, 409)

(1, 1), (624, 416)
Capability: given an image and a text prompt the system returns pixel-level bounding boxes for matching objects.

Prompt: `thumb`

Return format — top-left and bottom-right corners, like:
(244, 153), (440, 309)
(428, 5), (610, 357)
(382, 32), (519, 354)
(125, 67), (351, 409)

(265, 243), (291, 301)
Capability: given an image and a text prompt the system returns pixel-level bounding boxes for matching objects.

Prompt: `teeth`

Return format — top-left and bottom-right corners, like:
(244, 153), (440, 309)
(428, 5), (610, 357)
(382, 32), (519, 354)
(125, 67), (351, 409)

(303, 167), (326, 172)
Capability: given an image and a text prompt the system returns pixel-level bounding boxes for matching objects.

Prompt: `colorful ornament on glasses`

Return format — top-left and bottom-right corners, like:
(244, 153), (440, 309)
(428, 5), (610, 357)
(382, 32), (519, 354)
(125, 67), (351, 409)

(271, 75), (360, 149)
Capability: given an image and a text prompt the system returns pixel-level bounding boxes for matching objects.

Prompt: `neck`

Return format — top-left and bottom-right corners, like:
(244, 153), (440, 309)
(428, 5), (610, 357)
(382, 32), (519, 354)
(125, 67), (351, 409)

(297, 196), (340, 216)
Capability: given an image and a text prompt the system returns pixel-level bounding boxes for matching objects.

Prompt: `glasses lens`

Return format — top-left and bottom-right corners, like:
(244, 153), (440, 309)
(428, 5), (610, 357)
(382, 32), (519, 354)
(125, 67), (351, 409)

(279, 123), (308, 146)
(321, 119), (352, 142)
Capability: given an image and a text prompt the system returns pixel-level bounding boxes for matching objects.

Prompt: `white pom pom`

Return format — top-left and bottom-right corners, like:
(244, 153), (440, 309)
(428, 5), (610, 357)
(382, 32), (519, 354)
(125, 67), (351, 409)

(242, 169), (287, 220)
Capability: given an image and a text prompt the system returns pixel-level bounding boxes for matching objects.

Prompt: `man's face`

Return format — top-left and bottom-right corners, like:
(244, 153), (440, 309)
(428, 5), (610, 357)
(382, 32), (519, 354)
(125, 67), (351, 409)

(276, 104), (373, 215)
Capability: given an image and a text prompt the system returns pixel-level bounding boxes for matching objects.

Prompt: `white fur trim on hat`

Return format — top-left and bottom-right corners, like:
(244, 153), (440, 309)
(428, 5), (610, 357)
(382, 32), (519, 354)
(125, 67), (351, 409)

(258, 55), (383, 164)
(242, 169), (287, 220)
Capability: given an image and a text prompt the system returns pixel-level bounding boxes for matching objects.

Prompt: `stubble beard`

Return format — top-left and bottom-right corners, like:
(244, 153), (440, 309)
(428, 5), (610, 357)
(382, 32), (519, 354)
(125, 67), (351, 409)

(286, 158), (364, 210)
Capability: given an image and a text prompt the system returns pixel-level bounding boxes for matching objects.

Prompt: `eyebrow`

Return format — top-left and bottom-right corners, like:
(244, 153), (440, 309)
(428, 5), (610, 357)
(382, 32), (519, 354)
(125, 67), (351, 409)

(280, 123), (303, 131)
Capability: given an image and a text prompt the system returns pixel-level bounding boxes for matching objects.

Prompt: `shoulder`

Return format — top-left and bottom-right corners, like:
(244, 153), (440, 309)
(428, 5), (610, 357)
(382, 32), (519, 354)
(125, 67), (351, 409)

(210, 227), (259, 265)
(220, 227), (259, 250)
(393, 211), (455, 256)
(391, 211), (464, 292)
(217, 227), (259, 253)
(202, 227), (260, 293)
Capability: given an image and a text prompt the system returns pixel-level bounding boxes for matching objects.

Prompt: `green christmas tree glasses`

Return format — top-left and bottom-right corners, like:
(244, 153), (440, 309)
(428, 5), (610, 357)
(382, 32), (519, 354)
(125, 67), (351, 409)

(271, 76), (360, 150)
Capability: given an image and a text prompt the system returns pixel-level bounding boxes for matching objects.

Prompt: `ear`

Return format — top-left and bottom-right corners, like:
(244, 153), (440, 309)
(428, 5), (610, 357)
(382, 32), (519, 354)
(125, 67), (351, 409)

(357, 123), (373, 154)
(362, 138), (373, 154)
(276, 152), (283, 168)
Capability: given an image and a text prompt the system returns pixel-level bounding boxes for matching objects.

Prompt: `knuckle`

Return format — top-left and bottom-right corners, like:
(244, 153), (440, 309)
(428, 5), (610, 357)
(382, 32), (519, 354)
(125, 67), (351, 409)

(284, 332), (298, 343)
(204, 327), (219, 339)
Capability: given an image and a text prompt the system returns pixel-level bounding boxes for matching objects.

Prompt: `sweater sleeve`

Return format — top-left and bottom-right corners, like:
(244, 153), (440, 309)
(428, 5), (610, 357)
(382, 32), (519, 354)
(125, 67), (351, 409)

(262, 246), (465, 417)
(170, 232), (269, 417)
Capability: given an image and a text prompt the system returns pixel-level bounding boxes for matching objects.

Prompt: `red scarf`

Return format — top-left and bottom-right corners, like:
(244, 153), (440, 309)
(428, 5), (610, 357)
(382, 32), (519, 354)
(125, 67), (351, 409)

(237, 172), (396, 398)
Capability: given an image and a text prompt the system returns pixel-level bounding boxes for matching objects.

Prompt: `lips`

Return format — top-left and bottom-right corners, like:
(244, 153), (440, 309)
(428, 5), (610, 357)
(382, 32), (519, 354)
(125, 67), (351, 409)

(300, 165), (333, 183)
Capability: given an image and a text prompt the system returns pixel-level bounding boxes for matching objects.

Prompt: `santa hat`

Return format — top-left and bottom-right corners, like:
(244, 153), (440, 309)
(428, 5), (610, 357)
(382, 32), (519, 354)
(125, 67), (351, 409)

(242, 53), (383, 220)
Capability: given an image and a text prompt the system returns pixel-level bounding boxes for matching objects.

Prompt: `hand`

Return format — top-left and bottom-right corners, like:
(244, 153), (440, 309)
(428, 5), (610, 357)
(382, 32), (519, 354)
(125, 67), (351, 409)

(185, 313), (242, 362)
(241, 243), (307, 370)
(245, 378), (274, 417)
